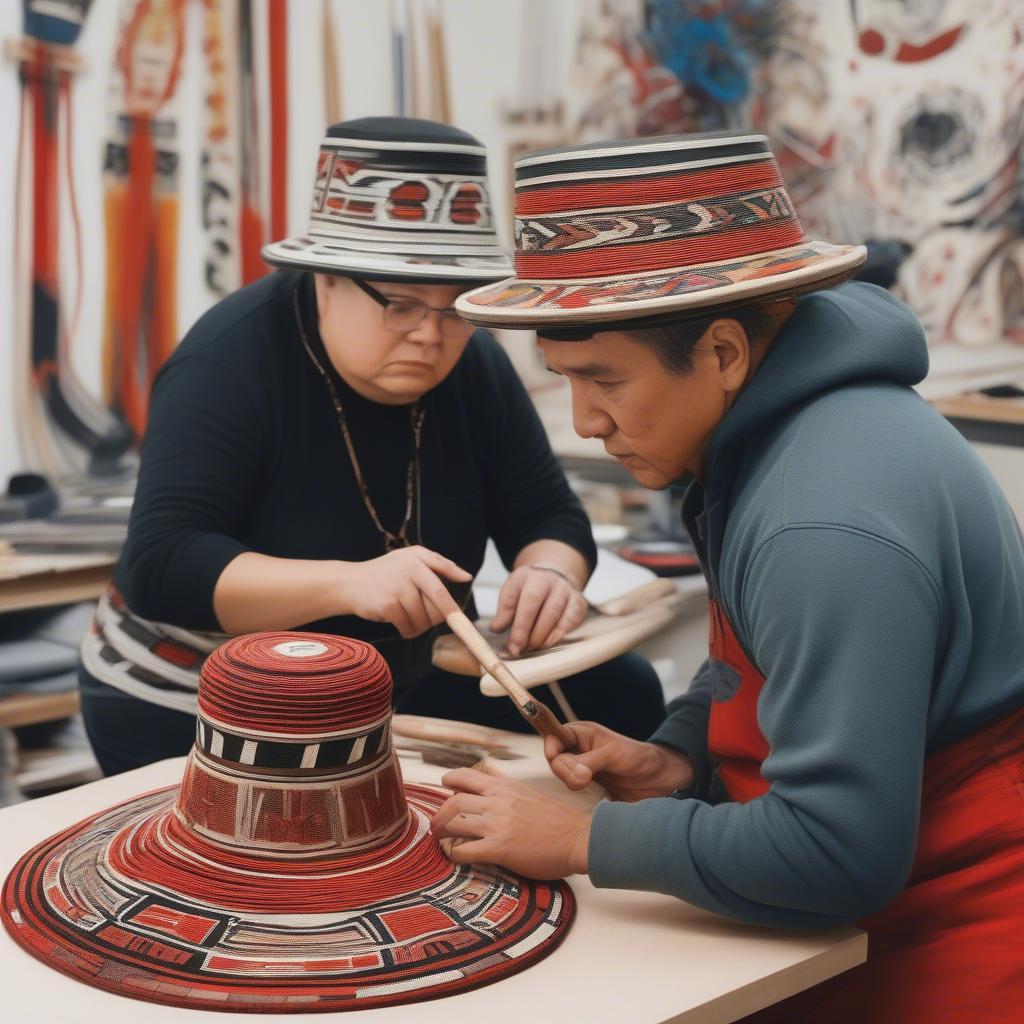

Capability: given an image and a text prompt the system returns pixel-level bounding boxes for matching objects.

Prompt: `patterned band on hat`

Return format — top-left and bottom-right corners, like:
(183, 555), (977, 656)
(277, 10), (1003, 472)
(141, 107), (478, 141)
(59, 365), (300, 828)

(194, 714), (390, 771)
(310, 137), (494, 245)
(511, 133), (805, 279)
(262, 117), (512, 281)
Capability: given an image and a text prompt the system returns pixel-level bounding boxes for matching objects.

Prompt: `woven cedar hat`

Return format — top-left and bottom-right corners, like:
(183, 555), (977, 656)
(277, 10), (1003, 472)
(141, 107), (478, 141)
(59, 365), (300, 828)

(2, 634), (573, 1013)
(455, 130), (866, 332)
(262, 116), (513, 283)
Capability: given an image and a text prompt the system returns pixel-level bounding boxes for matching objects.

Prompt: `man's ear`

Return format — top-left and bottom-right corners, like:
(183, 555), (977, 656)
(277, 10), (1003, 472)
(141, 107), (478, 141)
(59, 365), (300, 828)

(708, 318), (751, 393)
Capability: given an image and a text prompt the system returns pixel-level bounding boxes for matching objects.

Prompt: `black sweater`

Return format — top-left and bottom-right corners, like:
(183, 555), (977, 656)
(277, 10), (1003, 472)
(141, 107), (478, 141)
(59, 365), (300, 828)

(116, 271), (595, 683)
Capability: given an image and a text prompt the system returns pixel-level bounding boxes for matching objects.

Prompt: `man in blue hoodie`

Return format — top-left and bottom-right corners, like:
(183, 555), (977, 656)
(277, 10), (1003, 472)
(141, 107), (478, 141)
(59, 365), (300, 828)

(433, 131), (1024, 1022)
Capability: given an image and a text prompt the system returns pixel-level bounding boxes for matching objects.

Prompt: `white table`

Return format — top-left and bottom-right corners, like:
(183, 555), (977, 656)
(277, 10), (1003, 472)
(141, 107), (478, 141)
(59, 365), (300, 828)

(0, 737), (865, 1023)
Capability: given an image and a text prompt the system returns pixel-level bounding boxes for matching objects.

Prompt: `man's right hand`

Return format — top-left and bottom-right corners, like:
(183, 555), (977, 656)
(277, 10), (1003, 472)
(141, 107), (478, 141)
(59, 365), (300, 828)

(544, 721), (694, 802)
(337, 546), (470, 638)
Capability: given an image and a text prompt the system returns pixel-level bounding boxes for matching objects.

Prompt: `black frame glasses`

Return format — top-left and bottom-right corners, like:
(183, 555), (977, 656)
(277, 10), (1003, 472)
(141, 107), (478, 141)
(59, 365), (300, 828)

(351, 278), (471, 336)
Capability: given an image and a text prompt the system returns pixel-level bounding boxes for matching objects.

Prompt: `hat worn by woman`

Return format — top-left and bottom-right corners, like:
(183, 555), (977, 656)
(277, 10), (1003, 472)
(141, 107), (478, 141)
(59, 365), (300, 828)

(2, 634), (573, 1012)
(262, 116), (512, 283)
(455, 130), (866, 331)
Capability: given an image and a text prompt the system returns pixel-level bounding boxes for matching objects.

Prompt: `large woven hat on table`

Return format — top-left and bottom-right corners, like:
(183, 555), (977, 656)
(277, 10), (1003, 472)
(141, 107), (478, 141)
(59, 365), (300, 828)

(455, 130), (866, 332)
(262, 116), (513, 283)
(2, 633), (573, 1013)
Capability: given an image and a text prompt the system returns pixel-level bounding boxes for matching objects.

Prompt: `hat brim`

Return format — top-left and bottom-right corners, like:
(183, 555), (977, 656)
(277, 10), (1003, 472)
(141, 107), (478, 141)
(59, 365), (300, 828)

(454, 241), (867, 330)
(3, 782), (573, 1013)
(262, 237), (514, 284)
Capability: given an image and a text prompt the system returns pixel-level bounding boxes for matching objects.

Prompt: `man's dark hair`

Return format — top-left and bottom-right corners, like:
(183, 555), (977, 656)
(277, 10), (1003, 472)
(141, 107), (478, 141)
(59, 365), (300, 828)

(627, 303), (779, 375)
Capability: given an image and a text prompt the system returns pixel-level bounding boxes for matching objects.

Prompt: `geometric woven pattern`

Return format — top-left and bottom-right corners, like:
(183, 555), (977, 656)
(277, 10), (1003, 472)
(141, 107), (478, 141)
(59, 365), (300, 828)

(456, 130), (865, 328)
(261, 117), (513, 283)
(2, 633), (574, 1012)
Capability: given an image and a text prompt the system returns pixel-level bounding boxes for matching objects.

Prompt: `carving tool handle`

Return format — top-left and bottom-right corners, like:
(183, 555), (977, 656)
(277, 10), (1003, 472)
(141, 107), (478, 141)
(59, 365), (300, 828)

(445, 608), (577, 750)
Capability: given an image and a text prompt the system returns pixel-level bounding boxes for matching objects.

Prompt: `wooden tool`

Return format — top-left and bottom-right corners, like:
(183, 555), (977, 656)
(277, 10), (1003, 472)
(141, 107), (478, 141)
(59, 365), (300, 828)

(433, 587), (686, 694)
(392, 714), (520, 753)
(443, 608), (577, 750)
(590, 577), (676, 616)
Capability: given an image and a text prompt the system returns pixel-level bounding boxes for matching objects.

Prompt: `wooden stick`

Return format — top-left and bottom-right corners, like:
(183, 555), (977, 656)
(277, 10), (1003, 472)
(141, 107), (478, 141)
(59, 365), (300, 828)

(391, 714), (517, 752)
(445, 609), (577, 749)
(547, 681), (578, 721)
(594, 578), (676, 617)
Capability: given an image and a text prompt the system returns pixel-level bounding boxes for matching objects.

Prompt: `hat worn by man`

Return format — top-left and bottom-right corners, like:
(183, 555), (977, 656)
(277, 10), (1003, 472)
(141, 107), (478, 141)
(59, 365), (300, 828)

(455, 130), (866, 332)
(262, 116), (513, 283)
(2, 633), (573, 1013)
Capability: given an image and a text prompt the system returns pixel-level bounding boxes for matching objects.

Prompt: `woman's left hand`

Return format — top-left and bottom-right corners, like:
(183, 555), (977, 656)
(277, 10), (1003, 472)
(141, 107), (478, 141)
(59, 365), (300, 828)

(489, 566), (588, 657)
(431, 765), (592, 880)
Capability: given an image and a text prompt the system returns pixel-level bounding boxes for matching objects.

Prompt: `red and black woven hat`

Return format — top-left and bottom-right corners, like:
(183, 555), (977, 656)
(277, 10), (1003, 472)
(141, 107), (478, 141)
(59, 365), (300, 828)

(2, 633), (573, 1013)
(456, 130), (866, 331)
(262, 116), (513, 283)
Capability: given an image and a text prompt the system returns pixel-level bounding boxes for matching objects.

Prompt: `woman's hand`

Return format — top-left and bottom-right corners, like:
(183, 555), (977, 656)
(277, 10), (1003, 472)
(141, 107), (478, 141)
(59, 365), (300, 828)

(489, 566), (588, 657)
(431, 764), (592, 879)
(336, 546), (471, 638)
(544, 721), (694, 802)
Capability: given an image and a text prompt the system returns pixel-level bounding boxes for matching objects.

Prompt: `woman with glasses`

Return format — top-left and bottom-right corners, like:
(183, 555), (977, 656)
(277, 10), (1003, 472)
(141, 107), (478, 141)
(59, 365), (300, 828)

(78, 117), (665, 775)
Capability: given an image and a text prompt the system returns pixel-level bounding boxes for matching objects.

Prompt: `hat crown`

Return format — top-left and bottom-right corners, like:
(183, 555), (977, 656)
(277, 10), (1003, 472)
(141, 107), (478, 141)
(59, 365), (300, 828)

(303, 119), (493, 245)
(510, 130), (805, 280)
(176, 633), (408, 858)
(325, 115), (484, 148)
(261, 116), (513, 281)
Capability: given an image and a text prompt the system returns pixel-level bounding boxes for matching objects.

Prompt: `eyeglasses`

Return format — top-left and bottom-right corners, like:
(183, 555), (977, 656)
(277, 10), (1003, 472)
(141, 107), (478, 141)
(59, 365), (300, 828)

(352, 278), (473, 337)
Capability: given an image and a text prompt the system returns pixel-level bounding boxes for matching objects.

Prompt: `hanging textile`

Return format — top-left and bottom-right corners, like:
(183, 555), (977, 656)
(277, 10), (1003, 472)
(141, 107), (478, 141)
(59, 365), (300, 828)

(11, 0), (134, 480)
(101, 0), (187, 441)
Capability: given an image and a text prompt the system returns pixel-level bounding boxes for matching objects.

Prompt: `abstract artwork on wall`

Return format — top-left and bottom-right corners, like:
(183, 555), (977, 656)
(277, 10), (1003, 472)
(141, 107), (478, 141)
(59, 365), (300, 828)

(567, 0), (1024, 350)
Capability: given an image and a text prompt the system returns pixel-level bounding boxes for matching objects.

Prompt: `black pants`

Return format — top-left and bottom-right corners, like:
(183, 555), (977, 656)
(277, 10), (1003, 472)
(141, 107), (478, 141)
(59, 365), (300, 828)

(79, 653), (665, 777)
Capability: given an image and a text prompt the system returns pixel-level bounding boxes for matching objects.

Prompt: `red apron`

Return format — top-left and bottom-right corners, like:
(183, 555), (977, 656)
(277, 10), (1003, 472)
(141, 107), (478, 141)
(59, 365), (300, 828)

(705, 599), (1024, 1023)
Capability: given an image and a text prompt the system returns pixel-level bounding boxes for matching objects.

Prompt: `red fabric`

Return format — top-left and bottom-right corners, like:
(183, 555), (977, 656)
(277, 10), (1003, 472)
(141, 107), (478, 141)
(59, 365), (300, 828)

(267, 0), (288, 240)
(514, 160), (785, 216)
(705, 600), (1024, 1022)
(707, 600), (770, 802)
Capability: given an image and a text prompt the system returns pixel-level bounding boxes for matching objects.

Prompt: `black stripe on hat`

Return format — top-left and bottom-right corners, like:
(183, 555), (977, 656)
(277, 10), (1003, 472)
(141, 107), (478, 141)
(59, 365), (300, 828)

(327, 115), (484, 148)
(517, 128), (769, 163)
(326, 144), (486, 178)
(196, 718), (390, 771)
(516, 140), (772, 186)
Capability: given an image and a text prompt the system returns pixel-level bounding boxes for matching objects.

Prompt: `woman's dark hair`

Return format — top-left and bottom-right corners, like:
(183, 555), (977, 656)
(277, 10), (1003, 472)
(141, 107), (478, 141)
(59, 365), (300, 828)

(626, 303), (779, 375)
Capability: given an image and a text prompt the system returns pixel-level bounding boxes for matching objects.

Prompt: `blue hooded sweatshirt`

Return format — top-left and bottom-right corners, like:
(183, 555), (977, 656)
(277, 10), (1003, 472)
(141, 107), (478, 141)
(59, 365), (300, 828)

(587, 281), (1024, 927)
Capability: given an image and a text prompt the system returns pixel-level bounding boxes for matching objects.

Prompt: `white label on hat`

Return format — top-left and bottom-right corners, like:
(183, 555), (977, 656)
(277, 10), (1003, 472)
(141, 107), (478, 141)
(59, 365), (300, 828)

(273, 640), (329, 658)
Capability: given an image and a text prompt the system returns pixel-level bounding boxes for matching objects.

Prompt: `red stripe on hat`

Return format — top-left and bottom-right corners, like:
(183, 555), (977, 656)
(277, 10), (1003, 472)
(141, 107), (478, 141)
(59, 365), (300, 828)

(198, 633), (392, 734)
(514, 219), (807, 279)
(515, 160), (783, 216)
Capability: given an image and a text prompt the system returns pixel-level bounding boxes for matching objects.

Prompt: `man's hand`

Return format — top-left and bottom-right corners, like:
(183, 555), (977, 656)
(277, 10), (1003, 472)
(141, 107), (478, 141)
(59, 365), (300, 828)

(489, 566), (587, 657)
(544, 721), (694, 802)
(431, 764), (592, 879)
(336, 546), (469, 638)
